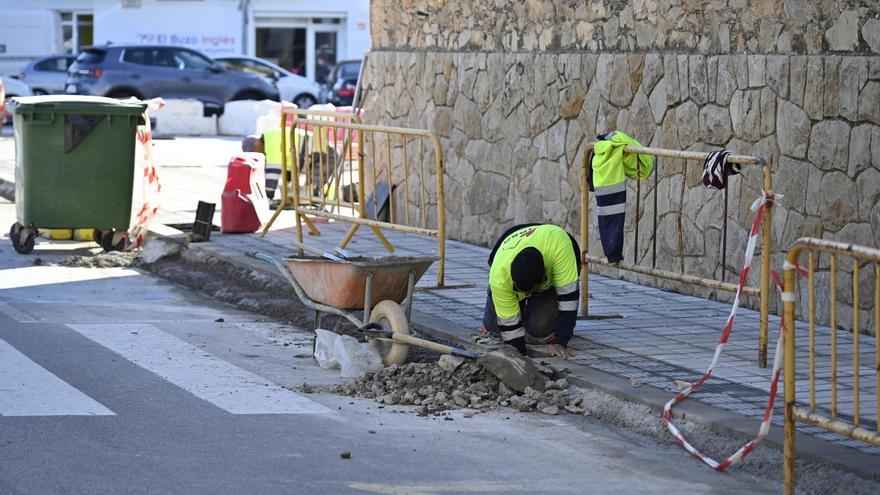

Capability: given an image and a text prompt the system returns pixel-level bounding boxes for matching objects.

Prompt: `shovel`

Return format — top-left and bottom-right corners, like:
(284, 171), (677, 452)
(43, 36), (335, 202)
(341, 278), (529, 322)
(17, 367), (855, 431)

(360, 323), (479, 359)
(361, 324), (545, 393)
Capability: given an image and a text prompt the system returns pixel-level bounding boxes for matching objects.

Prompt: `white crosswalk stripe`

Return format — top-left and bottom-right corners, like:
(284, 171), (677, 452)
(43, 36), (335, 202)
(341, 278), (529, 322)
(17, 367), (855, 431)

(67, 322), (332, 415)
(0, 339), (115, 416)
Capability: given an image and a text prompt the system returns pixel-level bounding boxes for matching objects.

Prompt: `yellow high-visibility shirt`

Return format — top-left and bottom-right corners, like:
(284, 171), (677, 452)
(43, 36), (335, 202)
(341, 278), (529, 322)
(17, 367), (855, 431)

(488, 224), (579, 321)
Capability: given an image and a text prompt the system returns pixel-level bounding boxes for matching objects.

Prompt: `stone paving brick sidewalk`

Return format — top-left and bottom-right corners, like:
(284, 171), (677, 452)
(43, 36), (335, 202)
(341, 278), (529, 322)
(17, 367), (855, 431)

(198, 216), (880, 475)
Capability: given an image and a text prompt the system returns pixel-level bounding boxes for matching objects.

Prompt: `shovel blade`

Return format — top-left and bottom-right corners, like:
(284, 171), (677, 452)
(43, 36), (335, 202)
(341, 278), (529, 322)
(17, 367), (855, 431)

(478, 347), (546, 393)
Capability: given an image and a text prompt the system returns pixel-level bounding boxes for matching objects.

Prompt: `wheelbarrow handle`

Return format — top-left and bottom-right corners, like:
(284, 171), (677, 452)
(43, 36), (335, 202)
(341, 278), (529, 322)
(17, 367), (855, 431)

(358, 322), (480, 360)
(254, 252), (276, 264)
(290, 240), (345, 261)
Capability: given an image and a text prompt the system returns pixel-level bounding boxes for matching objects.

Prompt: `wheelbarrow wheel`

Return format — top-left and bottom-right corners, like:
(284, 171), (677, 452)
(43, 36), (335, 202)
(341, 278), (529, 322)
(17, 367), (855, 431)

(10, 223), (35, 254)
(369, 300), (410, 366)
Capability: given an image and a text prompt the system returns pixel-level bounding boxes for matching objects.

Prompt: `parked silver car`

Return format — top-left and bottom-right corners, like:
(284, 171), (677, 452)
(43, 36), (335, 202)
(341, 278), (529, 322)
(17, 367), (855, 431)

(66, 45), (280, 115)
(17, 55), (77, 95)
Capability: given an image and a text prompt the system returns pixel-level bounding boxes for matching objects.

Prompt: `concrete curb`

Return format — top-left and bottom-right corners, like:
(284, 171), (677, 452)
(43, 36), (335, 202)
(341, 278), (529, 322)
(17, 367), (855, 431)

(170, 233), (879, 481)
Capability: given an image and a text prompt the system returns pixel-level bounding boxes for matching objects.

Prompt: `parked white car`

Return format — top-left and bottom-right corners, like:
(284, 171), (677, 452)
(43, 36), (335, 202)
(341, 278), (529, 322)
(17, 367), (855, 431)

(1, 76), (33, 124)
(215, 56), (322, 109)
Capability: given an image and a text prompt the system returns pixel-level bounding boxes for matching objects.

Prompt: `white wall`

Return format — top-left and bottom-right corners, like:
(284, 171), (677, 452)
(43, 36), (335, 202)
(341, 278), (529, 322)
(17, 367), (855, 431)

(93, 0), (243, 57)
(0, 4), (65, 74)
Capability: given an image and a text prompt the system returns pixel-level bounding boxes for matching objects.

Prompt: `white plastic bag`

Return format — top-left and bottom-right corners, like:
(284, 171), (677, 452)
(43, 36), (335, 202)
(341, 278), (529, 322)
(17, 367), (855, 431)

(333, 334), (385, 378)
(313, 329), (339, 369)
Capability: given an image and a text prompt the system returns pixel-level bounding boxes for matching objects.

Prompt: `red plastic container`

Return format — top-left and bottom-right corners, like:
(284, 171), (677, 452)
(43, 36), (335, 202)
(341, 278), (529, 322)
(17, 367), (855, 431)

(221, 153), (269, 233)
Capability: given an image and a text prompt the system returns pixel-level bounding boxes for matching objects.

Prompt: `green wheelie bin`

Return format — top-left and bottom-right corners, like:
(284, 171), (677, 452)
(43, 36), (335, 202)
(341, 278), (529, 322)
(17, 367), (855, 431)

(8, 96), (147, 254)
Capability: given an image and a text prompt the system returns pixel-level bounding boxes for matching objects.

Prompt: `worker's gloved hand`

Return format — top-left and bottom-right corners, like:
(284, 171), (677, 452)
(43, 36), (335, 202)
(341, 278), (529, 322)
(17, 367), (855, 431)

(508, 336), (527, 355)
(546, 343), (571, 359)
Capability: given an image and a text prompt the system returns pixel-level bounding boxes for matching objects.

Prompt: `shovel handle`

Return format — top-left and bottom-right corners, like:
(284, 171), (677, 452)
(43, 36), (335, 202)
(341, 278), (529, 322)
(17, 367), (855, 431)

(290, 239), (344, 261)
(391, 333), (479, 359)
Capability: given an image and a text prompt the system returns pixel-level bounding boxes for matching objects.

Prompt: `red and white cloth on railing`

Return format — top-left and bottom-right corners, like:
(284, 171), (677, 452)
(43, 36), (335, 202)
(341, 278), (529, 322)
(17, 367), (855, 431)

(127, 98), (165, 250)
(663, 190), (798, 470)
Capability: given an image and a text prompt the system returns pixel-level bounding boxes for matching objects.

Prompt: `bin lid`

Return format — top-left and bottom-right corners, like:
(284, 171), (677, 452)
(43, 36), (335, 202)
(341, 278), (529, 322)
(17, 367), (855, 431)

(10, 95), (148, 116)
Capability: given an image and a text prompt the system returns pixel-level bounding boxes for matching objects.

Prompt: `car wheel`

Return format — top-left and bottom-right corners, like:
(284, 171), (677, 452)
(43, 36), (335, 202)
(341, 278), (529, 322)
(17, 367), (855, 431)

(293, 94), (317, 109)
(32, 89), (48, 96)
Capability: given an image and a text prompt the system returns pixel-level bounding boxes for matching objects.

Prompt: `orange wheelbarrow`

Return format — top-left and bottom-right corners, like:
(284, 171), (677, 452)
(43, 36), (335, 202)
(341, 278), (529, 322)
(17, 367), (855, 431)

(252, 251), (478, 365)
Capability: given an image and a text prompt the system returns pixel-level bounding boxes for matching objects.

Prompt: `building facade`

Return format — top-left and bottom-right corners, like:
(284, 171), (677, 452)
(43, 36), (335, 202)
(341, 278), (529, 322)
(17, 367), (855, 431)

(0, 0), (370, 82)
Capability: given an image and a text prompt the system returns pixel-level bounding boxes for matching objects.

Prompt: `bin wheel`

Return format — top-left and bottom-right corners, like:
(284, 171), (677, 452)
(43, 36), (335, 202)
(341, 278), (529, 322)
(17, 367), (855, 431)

(100, 230), (127, 252)
(9, 223), (36, 255)
(369, 300), (410, 366)
(93, 229), (106, 246)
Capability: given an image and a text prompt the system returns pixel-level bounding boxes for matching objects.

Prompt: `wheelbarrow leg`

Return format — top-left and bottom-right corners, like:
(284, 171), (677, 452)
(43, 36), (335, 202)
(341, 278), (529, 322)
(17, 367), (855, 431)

(314, 309), (323, 330)
(363, 273), (374, 324)
(405, 272), (415, 322)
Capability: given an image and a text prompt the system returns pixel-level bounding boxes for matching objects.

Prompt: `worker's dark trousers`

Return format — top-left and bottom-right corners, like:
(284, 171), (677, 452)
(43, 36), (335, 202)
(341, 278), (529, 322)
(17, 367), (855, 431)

(481, 289), (557, 344)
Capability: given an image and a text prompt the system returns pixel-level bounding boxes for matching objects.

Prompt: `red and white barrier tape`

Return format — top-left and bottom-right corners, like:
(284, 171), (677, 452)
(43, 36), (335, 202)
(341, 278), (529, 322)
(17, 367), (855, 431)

(127, 98), (164, 250)
(663, 190), (795, 470)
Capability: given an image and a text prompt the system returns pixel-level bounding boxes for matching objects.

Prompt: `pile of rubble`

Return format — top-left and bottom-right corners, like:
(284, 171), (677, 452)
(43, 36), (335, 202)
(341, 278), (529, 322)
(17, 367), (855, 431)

(58, 251), (139, 268)
(331, 358), (586, 416)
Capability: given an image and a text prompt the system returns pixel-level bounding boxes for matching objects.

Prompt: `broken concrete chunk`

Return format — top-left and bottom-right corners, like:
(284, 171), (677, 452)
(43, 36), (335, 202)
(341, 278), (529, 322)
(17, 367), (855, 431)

(478, 347), (547, 393)
(437, 354), (466, 372)
(140, 237), (184, 264)
(546, 378), (569, 390)
(541, 405), (560, 415)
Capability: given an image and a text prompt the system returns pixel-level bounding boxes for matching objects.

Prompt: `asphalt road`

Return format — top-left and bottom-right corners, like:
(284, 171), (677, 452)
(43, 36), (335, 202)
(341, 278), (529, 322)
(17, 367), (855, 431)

(0, 147), (780, 494)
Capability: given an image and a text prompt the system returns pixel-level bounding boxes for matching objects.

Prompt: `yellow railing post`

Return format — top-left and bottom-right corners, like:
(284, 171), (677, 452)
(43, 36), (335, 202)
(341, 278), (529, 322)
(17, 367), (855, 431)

(581, 151), (590, 318)
(783, 248), (798, 495)
(759, 161), (773, 368)
(431, 133), (446, 288)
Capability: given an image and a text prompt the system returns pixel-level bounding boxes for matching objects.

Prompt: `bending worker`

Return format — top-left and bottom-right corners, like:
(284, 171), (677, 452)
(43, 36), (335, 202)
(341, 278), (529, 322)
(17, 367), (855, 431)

(481, 224), (580, 358)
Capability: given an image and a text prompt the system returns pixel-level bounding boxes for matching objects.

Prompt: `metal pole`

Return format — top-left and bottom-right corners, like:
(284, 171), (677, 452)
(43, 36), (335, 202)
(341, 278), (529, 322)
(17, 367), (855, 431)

(783, 249), (798, 495)
(759, 162), (773, 368)
(431, 134), (446, 287)
(581, 149), (590, 318)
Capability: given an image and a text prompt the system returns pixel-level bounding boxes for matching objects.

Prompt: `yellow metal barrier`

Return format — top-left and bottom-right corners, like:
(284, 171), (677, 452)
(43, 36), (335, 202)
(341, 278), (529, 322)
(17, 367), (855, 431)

(783, 238), (880, 495)
(581, 145), (773, 366)
(260, 109), (448, 287)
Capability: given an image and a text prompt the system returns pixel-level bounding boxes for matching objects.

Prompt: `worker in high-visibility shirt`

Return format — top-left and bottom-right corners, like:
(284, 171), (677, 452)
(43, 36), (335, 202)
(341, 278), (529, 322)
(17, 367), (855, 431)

(481, 224), (581, 358)
(242, 127), (307, 202)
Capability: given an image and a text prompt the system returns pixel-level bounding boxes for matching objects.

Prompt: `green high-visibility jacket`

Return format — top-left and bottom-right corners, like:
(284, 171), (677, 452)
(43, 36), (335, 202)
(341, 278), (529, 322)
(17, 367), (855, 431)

(590, 131), (653, 263)
(591, 131), (653, 187)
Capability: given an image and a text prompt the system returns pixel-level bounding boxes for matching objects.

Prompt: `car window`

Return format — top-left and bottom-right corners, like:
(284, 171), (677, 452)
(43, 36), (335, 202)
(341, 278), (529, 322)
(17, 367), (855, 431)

(76, 49), (106, 64)
(220, 59), (274, 76)
(34, 57), (69, 72)
(123, 48), (176, 68)
(339, 62), (361, 79)
(173, 50), (213, 70)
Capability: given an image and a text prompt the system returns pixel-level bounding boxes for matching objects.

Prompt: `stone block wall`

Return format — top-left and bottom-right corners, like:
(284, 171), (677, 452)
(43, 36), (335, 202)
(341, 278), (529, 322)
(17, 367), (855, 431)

(364, 0), (880, 333)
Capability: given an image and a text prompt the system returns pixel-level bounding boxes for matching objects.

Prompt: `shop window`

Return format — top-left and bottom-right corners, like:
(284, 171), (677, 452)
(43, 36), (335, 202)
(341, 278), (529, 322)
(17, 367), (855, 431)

(60, 12), (93, 54)
(314, 31), (337, 84)
(256, 28), (306, 76)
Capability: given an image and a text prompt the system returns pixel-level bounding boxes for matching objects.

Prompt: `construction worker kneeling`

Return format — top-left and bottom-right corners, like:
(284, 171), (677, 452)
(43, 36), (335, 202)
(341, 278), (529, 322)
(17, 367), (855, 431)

(481, 224), (580, 359)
